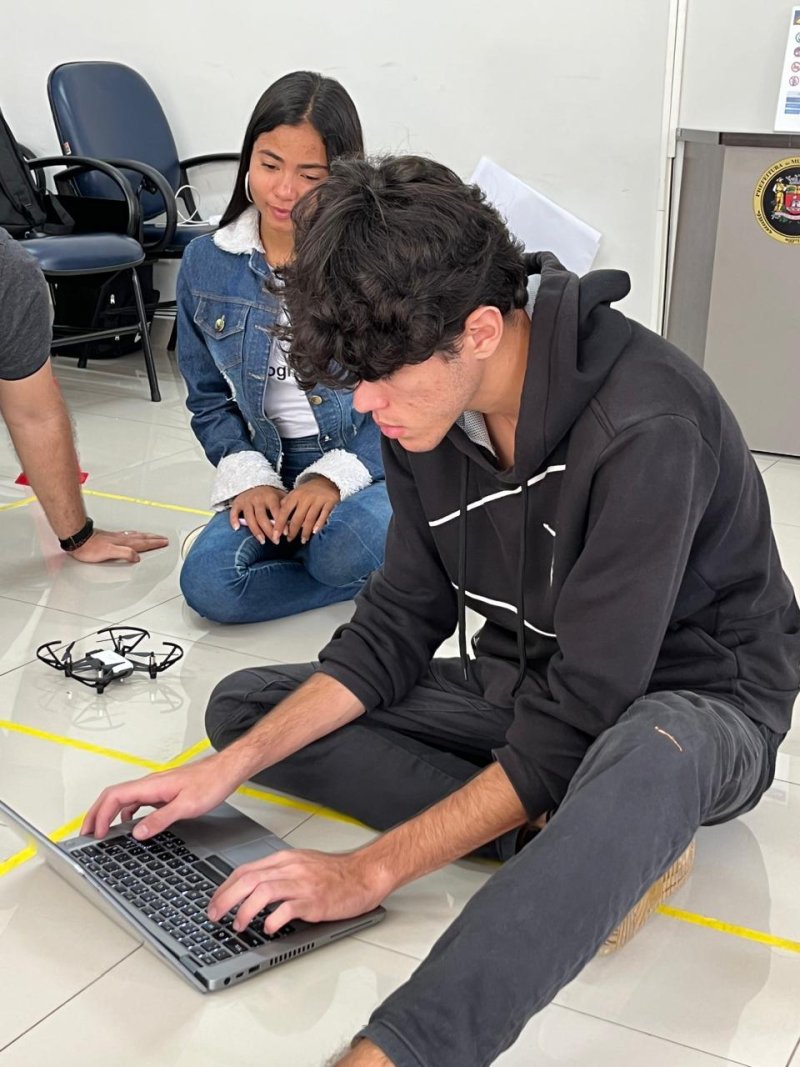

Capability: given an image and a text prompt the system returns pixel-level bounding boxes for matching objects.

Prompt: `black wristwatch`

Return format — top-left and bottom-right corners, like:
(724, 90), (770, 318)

(59, 517), (95, 552)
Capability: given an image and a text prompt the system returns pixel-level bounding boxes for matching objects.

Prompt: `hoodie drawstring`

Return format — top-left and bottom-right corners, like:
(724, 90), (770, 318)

(512, 479), (529, 696)
(457, 457), (470, 681)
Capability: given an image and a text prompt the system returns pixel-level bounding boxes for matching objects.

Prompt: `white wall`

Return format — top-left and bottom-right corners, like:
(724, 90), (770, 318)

(2, 0), (677, 325)
(680, 0), (792, 131)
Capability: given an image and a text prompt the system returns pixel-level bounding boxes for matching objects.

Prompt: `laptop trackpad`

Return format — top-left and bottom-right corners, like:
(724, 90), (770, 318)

(220, 837), (288, 869)
(173, 803), (288, 861)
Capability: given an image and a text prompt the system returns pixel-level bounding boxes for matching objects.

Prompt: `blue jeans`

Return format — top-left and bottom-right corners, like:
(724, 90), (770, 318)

(180, 436), (391, 624)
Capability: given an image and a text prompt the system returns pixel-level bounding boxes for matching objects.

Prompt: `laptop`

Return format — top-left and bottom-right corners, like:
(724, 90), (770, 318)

(0, 798), (385, 992)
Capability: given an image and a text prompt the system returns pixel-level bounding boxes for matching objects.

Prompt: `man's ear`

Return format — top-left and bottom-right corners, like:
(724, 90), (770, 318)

(463, 306), (504, 362)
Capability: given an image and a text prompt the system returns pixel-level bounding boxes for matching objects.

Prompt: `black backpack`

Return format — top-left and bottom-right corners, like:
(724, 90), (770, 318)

(0, 105), (73, 237)
(0, 108), (49, 236)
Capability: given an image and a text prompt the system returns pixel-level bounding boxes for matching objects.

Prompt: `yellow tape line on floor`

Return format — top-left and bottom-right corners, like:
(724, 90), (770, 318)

(657, 905), (800, 954)
(0, 495), (36, 512)
(0, 720), (161, 771)
(162, 738), (212, 769)
(0, 814), (85, 878)
(0, 488), (212, 517)
(82, 489), (213, 517)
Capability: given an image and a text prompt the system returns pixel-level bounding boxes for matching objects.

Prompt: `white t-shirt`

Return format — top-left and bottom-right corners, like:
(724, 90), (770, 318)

(263, 305), (318, 438)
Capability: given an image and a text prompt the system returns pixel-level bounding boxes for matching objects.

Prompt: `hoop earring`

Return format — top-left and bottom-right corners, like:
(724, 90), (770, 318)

(244, 173), (253, 203)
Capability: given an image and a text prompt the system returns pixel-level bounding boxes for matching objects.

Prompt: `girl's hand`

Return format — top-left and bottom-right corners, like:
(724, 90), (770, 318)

(272, 476), (340, 543)
(229, 485), (287, 544)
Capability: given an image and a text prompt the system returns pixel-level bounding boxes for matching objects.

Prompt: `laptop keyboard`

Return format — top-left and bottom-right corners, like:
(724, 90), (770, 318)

(72, 830), (295, 968)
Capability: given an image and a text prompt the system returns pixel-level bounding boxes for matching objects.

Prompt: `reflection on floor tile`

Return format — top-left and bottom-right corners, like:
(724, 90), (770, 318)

(762, 460), (800, 527)
(69, 411), (193, 482)
(0, 598), (106, 677)
(773, 749), (800, 787)
(774, 522), (800, 596)
(497, 1003), (749, 1066)
(0, 934), (417, 1067)
(87, 447), (213, 511)
(0, 745), (156, 841)
(555, 899), (800, 1066)
(65, 390), (194, 431)
(131, 595), (358, 665)
(0, 862), (139, 1050)
(54, 347), (187, 402)
(752, 452), (780, 474)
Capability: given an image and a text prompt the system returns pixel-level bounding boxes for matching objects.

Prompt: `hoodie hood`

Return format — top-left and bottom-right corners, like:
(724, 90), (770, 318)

(449, 252), (632, 482)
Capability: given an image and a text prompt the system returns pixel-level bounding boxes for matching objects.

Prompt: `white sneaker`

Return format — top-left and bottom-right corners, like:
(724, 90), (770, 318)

(180, 523), (207, 560)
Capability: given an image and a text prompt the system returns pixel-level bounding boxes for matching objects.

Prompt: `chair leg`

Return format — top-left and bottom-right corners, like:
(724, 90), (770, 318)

(167, 317), (177, 352)
(130, 268), (161, 402)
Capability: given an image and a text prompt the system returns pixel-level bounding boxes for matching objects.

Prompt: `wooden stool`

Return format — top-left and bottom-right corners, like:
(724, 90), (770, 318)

(600, 840), (696, 955)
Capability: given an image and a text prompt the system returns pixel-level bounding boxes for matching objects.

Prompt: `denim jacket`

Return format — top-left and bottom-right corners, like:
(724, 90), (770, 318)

(176, 207), (384, 509)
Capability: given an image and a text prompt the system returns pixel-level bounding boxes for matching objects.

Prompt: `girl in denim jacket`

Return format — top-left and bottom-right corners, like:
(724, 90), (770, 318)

(177, 72), (390, 623)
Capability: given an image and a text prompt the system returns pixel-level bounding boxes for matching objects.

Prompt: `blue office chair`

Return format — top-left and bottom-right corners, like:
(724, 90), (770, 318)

(47, 61), (238, 336)
(20, 154), (162, 401)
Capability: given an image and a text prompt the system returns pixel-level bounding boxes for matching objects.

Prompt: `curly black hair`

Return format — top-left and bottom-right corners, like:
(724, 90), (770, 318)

(280, 155), (529, 390)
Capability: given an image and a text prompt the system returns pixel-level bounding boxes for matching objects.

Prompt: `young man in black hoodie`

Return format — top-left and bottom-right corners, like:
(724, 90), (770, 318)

(84, 157), (800, 1067)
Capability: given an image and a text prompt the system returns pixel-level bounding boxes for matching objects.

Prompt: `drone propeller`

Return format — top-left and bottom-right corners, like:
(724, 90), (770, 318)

(97, 626), (150, 657)
(36, 639), (77, 675)
(125, 640), (185, 678)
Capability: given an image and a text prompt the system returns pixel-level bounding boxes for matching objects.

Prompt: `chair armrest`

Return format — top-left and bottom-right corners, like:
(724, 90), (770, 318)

(17, 144), (46, 195)
(27, 155), (141, 237)
(102, 158), (178, 255)
(180, 153), (240, 170)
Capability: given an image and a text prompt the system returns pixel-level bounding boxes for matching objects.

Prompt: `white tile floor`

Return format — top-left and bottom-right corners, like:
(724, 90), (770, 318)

(0, 344), (799, 1067)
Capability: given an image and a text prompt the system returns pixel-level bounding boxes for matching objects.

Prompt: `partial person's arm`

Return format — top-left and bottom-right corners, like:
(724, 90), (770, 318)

(81, 671), (366, 837)
(0, 362), (168, 561)
(0, 234), (168, 562)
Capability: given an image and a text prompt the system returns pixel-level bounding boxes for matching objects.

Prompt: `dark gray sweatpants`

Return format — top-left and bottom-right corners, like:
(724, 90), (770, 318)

(205, 659), (778, 1067)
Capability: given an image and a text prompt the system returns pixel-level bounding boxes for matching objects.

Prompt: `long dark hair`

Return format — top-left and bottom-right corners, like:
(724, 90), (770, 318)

(219, 71), (364, 228)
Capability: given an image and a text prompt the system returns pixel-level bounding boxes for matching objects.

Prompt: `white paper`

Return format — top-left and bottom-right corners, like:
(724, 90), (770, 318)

(774, 6), (800, 132)
(470, 156), (602, 276)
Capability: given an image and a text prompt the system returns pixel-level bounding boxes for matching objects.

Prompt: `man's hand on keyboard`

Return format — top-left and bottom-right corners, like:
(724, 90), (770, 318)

(207, 847), (388, 935)
(81, 754), (242, 840)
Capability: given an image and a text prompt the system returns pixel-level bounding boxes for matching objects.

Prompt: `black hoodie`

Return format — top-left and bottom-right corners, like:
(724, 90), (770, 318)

(318, 253), (800, 818)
